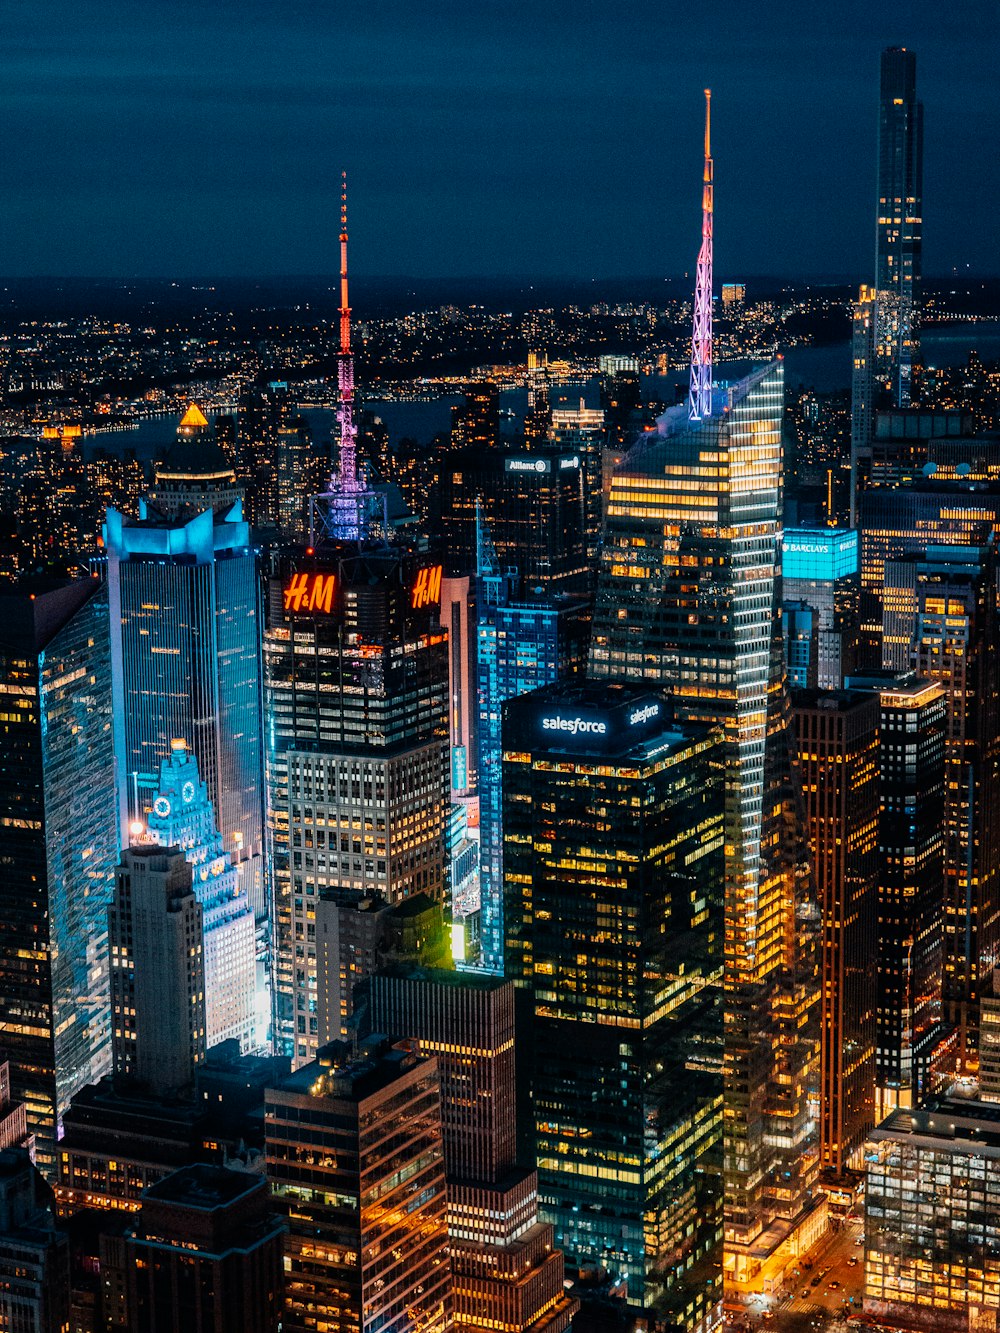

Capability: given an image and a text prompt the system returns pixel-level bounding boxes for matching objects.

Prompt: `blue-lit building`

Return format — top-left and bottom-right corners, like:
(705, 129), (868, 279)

(105, 491), (266, 924)
(782, 527), (860, 690)
(146, 740), (257, 1052)
(0, 578), (120, 1172)
(475, 519), (589, 973)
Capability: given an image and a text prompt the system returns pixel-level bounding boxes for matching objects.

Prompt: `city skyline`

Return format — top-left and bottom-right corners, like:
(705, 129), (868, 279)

(0, 3), (997, 279)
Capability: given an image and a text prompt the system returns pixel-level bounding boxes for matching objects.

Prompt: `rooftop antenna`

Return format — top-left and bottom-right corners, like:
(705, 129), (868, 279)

(309, 172), (389, 544)
(688, 89), (713, 421)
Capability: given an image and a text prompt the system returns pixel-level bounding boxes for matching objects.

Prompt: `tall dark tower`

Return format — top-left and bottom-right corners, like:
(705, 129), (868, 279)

(876, 47), (923, 407)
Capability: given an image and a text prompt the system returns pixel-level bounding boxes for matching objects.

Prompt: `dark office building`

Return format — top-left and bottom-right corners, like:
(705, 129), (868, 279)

(857, 481), (1000, 668)
(363, 968), (578, 1333)
(109, 845), (207, 1098)
(451, 382), (500, 452)
(913, 543), (1000, 1068)
(847, 673), (946, 1115)
(503, 682), (724, 1325)
(792, 690), (879, 1174)
(0, 577), (119, 1172)
(127, 1166), (284, 1333)
(876, 47), (923, 406)
(0, 1149), (71, 1333)
(265, 1036), (453, 1333)
(264, 542), (450, 1064)
(438, 445), (589, 591)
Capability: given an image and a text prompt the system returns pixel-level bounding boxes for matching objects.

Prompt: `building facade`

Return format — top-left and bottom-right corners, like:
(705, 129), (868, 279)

(265, 1036), (453, 1333)
(364, 968), (578, 1333)
(913, 543), (1000, 1068)
(864, 1100), (1000, 1333)
(782, 528), (860, 690)
(848, 674), (947, 1116)
(876, 46), (923, 406)
(0, 578), (119, 1172)
(127, 1165), (284, 1333)
(792, 689), (879, 1175)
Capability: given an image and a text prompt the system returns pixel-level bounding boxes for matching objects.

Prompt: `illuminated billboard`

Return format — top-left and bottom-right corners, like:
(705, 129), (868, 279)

(784, 528), (858, 582)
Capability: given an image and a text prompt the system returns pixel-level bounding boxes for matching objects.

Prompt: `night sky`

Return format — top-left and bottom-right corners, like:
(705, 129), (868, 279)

(1, 1), (997, 281)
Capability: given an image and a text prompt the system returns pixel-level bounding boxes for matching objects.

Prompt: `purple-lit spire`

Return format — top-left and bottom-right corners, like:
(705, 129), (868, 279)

(688, 89), (714, 421)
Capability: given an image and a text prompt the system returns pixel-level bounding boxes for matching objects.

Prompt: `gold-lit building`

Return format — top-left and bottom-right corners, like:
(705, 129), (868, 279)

(265, 1036), (453, 1333)
(589, 361), (822, 1286)
(864, 1100), (1000, 1333)
(792, 689), (879, 1175)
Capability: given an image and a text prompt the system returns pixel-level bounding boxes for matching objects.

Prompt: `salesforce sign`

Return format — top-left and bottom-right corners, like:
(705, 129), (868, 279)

(542, 715), (608, 737)
(538, 699), (661, 744)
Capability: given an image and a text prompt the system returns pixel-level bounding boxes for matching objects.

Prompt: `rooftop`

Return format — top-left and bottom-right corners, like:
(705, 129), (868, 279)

(145, 1163), (262, 1211)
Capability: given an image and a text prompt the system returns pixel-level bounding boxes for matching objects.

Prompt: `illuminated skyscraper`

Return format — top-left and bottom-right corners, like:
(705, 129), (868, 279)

(127, 1165), (285, 1333)
(913, 542), (1000, 1068)
(875, 47), (923, 406)
(451, 382), (500, 452)
(146, 740), (256, 1052)
(265, 1036), (453, 1333)
(264, 544), (449, 1064)
(857, 482), (1000, 669)
(437, 444), (589, 592)
(589, 94), (821, 1284)
(548, 388), (606, 567)
(792, 690), (879, 1175)
(105, 468), (267, 922)
(0, 577), (119, 1172)
(503, 683), (724, 1322)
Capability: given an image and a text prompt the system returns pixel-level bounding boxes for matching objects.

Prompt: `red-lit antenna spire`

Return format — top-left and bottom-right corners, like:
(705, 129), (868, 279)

(336, 170), (359, 495)
(688, 89), (714, 421)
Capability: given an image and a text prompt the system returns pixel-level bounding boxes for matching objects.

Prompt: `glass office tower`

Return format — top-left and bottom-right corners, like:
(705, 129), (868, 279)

(0, 578), (119, 1171)
(503, 683), (724, 1324)
(589, 361), (822, 1284)
(475, 518), (590, 972)
(105, 498), (266, 923)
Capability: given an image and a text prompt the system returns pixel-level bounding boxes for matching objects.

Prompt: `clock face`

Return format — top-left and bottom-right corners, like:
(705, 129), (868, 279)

(182, 781), (195, 803)
(153, 796), (171, 818)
